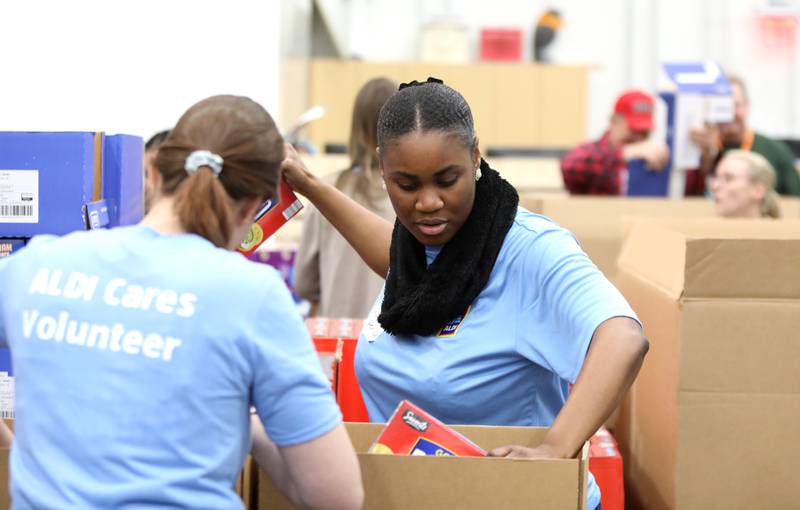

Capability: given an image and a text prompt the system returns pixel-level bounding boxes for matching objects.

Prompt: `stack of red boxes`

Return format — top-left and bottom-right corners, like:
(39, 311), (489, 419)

(305, 318), (370, 422)
(589, 427), (624, 510)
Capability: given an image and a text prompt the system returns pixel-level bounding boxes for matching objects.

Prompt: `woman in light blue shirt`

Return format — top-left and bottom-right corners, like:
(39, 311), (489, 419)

(0, 95), (362, 509)
(283, 78), (648, 510)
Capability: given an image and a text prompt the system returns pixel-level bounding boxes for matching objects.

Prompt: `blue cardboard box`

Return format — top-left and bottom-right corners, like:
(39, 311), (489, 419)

(103, 134), (144, 228)
(0, 132), (143, 238)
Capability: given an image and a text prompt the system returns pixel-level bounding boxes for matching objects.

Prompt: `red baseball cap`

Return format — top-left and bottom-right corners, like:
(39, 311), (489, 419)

(614, 90), (655, 132)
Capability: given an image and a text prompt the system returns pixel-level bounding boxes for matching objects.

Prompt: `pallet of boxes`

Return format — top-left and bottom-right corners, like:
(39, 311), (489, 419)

(615, 217), (800, 509)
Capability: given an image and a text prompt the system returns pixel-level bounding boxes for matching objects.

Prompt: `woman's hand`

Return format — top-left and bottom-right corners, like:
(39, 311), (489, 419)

(488, 442), (567, 459)
(281, 142), (319, 197)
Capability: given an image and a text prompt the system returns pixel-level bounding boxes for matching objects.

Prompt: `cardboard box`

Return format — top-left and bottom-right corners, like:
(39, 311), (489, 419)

(520, 196), (718, 281)
(239, 455), (257, 509)
(521, 195), (800, 282)
(258, 422), (589, 510)
(660, 62), (733, 197)
(615, 218), (800, 510)
(0, 132), (143, 237)
(1, 419), (12, 509)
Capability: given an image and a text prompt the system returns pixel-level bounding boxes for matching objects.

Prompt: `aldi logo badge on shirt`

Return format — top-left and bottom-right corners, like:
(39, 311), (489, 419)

(437, 306), (471, 337)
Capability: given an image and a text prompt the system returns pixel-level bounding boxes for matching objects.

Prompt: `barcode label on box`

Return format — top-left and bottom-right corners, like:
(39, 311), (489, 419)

(282, 199), (303, 220)
(0, 170), (39, 223)
(1, 204), (33, 216)
(0, 372), (14, 419)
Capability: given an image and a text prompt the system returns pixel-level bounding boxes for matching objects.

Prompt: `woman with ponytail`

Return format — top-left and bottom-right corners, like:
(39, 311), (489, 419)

(0, 95), (362, 509)
(295, 76), (396, 318)
(711, 149), (782, 219)
(283, 78), (648, 510)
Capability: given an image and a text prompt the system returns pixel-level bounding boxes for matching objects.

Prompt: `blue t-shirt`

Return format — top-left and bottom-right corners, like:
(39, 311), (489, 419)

(355, 208), (639, 509)
(0, 225), (341, 510)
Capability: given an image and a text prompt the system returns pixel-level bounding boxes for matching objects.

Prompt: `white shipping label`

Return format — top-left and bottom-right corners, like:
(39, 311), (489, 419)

(0, 170), (39, 223)
(0, 373), (14, 419)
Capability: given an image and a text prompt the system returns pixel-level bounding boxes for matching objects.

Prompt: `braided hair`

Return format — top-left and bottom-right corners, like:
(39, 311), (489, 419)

(377, 77), (476, 153)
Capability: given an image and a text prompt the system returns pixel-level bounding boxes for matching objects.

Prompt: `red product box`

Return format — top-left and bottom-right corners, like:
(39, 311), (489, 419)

(306, 318), (370, 422)
(337, 337), (369, 423)
(369, 400), (486, 457)
(238, 177), (303, 256)
(589, 427), (624, 510)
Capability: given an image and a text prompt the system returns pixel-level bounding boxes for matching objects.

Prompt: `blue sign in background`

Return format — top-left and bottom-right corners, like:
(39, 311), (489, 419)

(662, 62), (731, 94)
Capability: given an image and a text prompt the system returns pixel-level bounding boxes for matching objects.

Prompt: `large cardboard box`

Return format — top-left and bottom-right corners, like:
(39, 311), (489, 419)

(615, 218), (800, 509)
(520, 196), (716, 280)
(258, 422), (589, 510)
(520, 195), (800, 282)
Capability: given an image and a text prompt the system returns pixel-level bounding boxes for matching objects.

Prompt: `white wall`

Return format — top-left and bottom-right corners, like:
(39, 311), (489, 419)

(339, 0), (800, 141)
(0, 0), (281, 141)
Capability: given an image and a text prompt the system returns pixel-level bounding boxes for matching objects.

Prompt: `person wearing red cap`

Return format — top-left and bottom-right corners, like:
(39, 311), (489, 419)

(561, 90), (670, 195)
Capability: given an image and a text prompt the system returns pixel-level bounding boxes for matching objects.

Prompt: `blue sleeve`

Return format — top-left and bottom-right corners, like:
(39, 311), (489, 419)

(516, 228), (639, 383)
(248, 271), (341, 447)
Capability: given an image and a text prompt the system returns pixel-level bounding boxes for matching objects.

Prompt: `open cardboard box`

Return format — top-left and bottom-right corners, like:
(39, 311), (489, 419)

(615, 218), (800, 509)
(520, 195), (800, 283)
(258, 422), (589, 510)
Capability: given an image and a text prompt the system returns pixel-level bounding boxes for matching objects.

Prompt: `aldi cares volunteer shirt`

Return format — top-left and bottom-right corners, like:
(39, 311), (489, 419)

(0, 226), (340, 510)
(356, 208), (640, 510)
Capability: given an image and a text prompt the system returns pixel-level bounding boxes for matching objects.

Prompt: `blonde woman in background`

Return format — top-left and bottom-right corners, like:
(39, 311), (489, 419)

(295, 77), (397, 318)
(711, 149), (781, 219)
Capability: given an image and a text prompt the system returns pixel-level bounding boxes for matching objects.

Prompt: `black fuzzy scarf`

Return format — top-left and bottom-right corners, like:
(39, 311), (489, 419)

(378, 159), (519, 337)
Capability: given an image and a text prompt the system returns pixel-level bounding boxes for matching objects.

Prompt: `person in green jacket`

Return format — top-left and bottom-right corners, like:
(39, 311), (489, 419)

(691, 75), (800, 196)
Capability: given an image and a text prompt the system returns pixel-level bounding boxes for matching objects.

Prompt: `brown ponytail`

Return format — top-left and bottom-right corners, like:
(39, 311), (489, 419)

(173, 167), (234, 248)
(347, 77), (396, 204)
(153, 95), (285, 248)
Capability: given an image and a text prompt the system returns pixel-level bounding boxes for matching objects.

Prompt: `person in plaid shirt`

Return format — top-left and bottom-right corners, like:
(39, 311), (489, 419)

(561, 90), (669, 195)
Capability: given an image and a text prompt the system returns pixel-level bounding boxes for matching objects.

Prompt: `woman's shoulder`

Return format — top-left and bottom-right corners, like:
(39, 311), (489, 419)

(499, 207), (578, 263)
(508, 207), (568, 239)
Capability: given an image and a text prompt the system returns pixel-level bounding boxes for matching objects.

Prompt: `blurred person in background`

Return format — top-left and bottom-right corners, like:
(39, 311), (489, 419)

(691, 75), (800, 196)
(144, 129), (171, 213)
(561, 90), (670, 195)
(294, 77), (396, 318)
(711, 150), (781, 219)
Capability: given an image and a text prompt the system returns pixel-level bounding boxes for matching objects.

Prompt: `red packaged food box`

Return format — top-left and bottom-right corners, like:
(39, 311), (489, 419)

(589, 427), (624, 510)
(238, 177), (303, 256)
(369, 400), (486, 457)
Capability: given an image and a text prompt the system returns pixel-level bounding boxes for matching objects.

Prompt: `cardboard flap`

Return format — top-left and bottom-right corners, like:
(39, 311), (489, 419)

(619, 218), (800, 299)
(346, 422), (552, 452)
(618, 221), (688, 299)
(684, 238), (800, 298)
